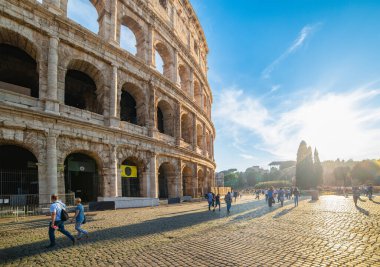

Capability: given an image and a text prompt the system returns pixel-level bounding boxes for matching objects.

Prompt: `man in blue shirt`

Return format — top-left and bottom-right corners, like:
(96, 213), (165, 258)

(46, 194), (75, 248)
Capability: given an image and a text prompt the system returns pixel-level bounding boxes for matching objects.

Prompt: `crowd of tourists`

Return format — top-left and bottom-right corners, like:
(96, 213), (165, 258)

(254, 187), (301, 207)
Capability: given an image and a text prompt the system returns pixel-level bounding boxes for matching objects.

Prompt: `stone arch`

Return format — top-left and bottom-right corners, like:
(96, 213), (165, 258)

(120, 82), (146, 126)
(119, 16), (145, 59)
(196, 123), (203, 148)
(156, 99), (174, 137)
(197, 168), (205, 197)
(182, 164), (194, 197)
(178, 64), (190, 94)
(154, 41), (172, 79)
(0, 27), (41, 98)
(205, 130), (211, 156)
(181, 112), (192, 144)
(158, 162), (177, 199)
(64, 59), (105, 115)
(120, 156), (144, 197)
(194, 80), (202, 107)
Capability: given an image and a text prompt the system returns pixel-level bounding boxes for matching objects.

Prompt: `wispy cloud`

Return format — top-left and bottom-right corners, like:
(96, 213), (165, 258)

(214, 83), (380, 162)
(262, 23), (322, 79)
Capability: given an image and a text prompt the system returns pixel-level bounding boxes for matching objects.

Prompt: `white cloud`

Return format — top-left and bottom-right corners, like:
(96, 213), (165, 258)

(262, 23), (322, 79)
(214, 85), (380, 162)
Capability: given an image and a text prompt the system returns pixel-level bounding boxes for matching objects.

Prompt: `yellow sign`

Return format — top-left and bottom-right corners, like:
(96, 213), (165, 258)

(121, 165), (137, 178)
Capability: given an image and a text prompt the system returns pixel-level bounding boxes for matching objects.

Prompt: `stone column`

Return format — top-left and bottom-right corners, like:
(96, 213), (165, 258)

(189, 68), (194, 99)
(147, 25), (155, 67)
(175, 101), (181, 146)
(149, 153), (157, 198)
(202, 122), (206, 156)
(109, 64), (119, 127)
(45, 36), (60, 114)
(109, 145), (118, 197)
(172, 49), (179, 84)
(110, 0), (118, 44)
(193, 164), (198, 197)
(43, 0), (64, 15)
(200, 84), (204, 111)
(148, 82), (156, 137)
(192, 113), (197, 151)
(46, 132), (58, 195)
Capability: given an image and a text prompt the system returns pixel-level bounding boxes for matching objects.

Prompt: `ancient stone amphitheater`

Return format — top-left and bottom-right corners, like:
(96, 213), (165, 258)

(0, 0), (215, 204)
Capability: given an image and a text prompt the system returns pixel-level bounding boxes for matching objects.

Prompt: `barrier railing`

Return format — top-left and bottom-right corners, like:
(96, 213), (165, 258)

(0, 193), (75, 219)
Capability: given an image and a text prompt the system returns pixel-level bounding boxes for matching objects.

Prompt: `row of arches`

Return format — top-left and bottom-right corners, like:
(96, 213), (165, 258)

(0, 41), (213, 153)
(37, 0), (210, 111)
(0, 144), (213, 201)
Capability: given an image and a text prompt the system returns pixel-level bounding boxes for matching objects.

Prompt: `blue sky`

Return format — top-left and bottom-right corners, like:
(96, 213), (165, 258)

(65, 0), (380, 171)
(191, 0), (380, 171)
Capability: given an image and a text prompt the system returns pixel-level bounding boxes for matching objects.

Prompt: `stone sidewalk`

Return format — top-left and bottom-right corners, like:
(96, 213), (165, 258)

(0, 195), (379, 266)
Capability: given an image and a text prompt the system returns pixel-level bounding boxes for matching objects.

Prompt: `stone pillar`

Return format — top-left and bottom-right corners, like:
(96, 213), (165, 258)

(147, 25), (155, 67)
(148, 82), (156, 137)
(108, 0), (118, 45)
(46, 132), (58, 195)
(45, 36), (60, 114)
(172, 49), (179, 84)
(202, 123), (206, 155)
(189, 68), (194, 99)
(175, 102), (181, 146)
(109, 145), (118, 197)
(149, 153), (157, 198)
(43, 0), (64, 15)
(211, 135), (214, 159)
(109, 64), (119, 127)
(142, 169), (150, 197)
(200, 84), (204, 110)
(192, 113), (197, 151)
(193, 164), (198, 197)
(60, 0), (68, 16)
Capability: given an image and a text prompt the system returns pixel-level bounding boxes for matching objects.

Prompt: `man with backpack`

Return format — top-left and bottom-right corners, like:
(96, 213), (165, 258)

(46, 194), (75, 248)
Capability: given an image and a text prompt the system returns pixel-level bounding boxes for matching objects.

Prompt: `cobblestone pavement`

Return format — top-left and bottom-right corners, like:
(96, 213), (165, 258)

(0, 195), (379, 266)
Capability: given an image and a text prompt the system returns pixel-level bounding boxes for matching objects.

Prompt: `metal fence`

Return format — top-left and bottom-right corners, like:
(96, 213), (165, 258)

(0, 193), (75, 219)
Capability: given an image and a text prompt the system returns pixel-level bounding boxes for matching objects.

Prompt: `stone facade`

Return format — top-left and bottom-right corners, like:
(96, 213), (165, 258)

(0, 0), (215, 201)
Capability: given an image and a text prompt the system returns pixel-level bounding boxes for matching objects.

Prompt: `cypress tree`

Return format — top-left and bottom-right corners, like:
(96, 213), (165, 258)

(314, 148), (323, 187)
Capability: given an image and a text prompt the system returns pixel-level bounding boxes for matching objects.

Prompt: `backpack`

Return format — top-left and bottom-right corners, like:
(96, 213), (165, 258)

(57, 202), (69, 221)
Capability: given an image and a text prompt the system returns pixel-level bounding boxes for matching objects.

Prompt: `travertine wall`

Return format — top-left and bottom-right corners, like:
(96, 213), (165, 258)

(0, 0), (215, 200)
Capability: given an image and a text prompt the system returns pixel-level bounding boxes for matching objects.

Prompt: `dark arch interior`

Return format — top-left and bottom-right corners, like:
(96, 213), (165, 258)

(65, 70), (101, 114)
(120, 90), (137, 124)
(0, 44), (39, 97)
(64, 153), (99, 202)
(121, 159), (140, 197)
(157, 107), (164, 133)
(0, 145), (38, 195)
(158, 164), (169, 199)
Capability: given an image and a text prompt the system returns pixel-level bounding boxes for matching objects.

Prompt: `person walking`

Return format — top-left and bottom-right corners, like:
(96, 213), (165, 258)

(278, 187), (285, 207)
(368, 184), (373, 200)
(213, 194), (221, 212)
(265, 189), (268, 203)
(353, 186), (360, 206)
(225, 192), (232, 213)
(255, 190), (260, 200)
(267, 187), (274, 207)
(293, 187), (300, 207)
(207, 191), (213, 211)
(71, 198), (88, 240)
(46, 194), (75, 248)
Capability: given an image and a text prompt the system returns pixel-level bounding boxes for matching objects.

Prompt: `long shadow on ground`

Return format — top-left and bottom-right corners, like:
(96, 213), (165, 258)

(0, 198), (303, 263)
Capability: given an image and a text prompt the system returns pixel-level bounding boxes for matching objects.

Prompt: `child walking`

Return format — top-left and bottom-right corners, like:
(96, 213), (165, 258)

(72, 198), (88, 240)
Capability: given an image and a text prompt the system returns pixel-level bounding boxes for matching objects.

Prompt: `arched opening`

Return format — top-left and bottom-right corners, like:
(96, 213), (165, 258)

(196, 124), (203, 148)
(181, 113), (192, 144)
(206, 131), (211, 156)
(0, 44), (39, 97)
(204, 94), (208, 113)
(156, 100), (174, 136)
(64, 153), (99, 202)
(65, 69), (102, 114)
(158, 163), (176, 199)
(194, 80), (202, 107)
(121, 158), (140, 197)
(197, 169), (205, 197)
(154, 42), (171, 79)
(178, 64), (190, 94)
(120, 16), (145, 58)
(120, 83), (145, 126)
(0, 145), (38, 195)
(182, 166), (193, 197)
(67, 0), (99, 34)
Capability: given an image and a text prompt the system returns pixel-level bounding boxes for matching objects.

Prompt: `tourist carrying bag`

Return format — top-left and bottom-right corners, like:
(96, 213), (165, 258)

(58, 202), (69, 221)
(82, 214), (87, 224)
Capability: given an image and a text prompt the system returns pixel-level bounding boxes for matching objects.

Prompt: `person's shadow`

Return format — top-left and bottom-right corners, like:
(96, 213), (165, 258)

(369, 198), (380, 204)
(355, 205), (369, 216)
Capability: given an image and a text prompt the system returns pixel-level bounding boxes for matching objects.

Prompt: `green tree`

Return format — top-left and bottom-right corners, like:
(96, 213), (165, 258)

(333, 166), (351, 187)
(351, 160), (380, 185)
(296, 141), (315, 189)
(314, 148), (323, 186)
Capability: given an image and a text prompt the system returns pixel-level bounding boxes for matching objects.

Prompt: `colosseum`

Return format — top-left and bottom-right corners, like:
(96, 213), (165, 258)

(0, 0), (216, 205)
